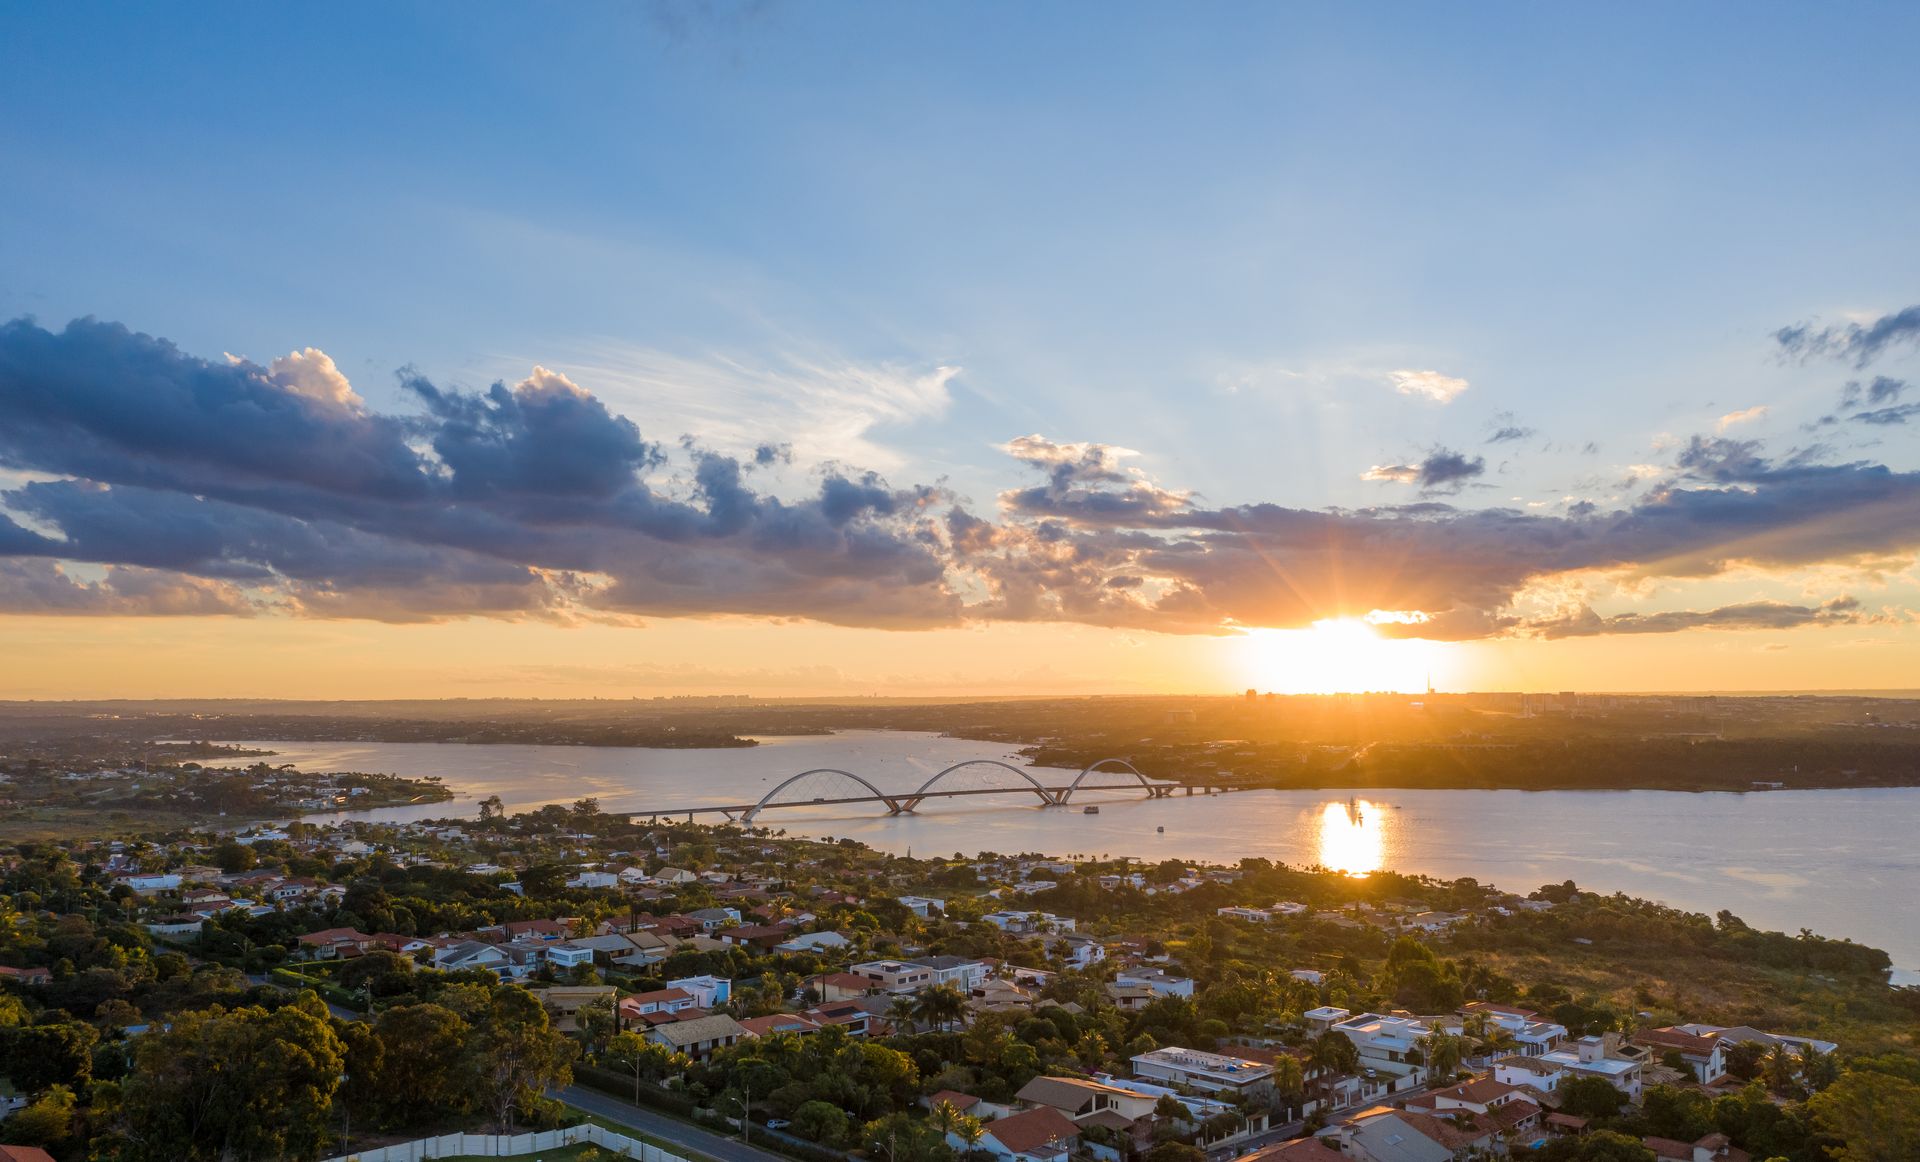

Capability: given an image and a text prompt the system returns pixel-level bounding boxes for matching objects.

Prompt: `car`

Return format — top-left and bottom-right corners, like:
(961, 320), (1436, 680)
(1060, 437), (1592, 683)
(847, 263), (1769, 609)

(765, 1119), (792, 1130)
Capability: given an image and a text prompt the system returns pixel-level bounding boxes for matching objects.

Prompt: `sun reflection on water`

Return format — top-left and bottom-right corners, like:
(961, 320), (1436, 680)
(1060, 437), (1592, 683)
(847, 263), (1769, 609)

(1317, 798), (1385, 876)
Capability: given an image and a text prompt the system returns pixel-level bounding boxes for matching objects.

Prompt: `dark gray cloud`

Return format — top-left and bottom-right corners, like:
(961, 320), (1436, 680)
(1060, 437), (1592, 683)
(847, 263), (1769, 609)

(1412, 449), (1486, 492)
(3, 316), (1916, 640)
(1529, 596), (1868, 639)
(1839, 376), (1908, 409)
(1776, 306), (1920, 368)
(0, 318), (955, 626)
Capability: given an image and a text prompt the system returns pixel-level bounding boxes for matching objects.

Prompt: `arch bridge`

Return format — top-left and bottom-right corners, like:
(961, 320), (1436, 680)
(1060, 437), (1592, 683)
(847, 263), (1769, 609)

(639, 757), (1180, 824)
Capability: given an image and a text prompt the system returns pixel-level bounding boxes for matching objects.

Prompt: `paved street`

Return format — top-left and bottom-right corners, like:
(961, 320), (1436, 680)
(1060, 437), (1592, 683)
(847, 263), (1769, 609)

(560, 1085), (786, 1162)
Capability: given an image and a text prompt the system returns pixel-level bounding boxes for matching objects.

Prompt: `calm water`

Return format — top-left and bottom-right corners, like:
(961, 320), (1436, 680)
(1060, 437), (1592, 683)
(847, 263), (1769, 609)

(242, 730), (1920, 982)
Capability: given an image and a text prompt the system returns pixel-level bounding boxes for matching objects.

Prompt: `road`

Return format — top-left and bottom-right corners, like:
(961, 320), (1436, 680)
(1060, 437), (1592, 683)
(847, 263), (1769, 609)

(560, 1085), (787, 1162)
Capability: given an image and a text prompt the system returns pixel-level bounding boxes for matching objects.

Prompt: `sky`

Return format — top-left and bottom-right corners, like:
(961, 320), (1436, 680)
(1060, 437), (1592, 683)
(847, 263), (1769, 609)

(2, 2), (1919, 699)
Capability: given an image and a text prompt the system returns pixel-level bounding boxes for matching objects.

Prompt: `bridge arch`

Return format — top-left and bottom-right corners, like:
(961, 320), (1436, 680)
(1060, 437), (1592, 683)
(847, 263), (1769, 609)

(1057, 757), (1152, 804)
(908, 759), (1058, 807)
(743, 768), (898, 823)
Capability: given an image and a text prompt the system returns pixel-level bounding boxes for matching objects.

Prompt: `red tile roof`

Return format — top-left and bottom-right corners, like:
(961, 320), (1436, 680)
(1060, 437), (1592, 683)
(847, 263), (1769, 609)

(984, 1107), (1080, 1156)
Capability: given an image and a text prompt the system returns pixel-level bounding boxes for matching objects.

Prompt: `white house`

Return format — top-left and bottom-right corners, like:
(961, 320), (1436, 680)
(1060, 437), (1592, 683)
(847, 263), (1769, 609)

(1130, 1046), (1275, 1097)
(668, 975), (732, 1008)
(1330, 1012), (1435, 1080)
(1113, 967), (1194, 998)
(897, 895), (947, 918)
(911, 955), (989, 991)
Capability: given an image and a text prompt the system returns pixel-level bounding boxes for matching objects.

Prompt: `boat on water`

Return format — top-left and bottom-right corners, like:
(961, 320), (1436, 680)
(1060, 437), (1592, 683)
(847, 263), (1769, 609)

(1156, 825), (1164, 833)
(1083, 805), (1100, 814)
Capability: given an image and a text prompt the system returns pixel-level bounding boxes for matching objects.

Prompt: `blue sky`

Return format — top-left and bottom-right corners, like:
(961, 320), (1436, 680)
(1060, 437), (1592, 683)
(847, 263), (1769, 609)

(2, 3), (1918, 695)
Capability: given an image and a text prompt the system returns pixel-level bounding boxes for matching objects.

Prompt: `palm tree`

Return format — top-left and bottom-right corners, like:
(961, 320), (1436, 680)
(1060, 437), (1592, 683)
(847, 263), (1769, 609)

(912, 985), (970, 1033)
(1419, 1033), (1463, 1081)
(1306, 1031), (1360, 1107)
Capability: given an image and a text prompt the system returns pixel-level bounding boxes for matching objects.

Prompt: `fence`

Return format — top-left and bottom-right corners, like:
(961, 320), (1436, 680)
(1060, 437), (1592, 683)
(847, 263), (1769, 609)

(321, 1121), (689, 1162)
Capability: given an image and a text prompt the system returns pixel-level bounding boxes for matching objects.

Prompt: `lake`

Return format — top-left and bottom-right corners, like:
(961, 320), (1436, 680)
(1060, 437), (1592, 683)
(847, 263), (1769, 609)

(238, 729), (1920, 982)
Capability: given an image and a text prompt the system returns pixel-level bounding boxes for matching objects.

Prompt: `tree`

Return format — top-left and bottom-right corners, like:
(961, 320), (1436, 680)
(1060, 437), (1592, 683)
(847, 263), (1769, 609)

(1534, 1129), (1656, 1162)
(1305, 1030), (1359, 1102)
(863, 1110), (953, 1162)
(213, 840), (257, 873)
(478, 795), (505, 822)
(0, 1083), (76, 1150)
(467, 985), (576, 1134)
(1552, 1074), (1627, 1119)
(606, 1031), (686, 1103)
(122, 994), (347, 1161)
(0, 1021), (98, 1092)
(1419, 1032), (1463, 1080)
(793, 1099), (852, 1147)
(1807, 1071), (1920, 1162)
(911, 985), (969, 1033)
(1144, 1142), (1207, 1162)
(927, 1098), (983, 1151)
(368, 1002), (474, 1128)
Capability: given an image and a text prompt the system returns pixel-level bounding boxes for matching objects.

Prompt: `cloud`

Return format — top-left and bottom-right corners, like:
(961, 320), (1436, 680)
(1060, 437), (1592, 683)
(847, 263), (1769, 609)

(1776, 305), (1920, 368)
(1839, 376), (1908, 409)
(5, 315), (1919, 642)
(1529, 596), (1868, 639)
(539, 343), (957, 469)
(1386, 368), (1470, 403)
(0, 318), (957, 627)
(1361, 448), (1485, 493)
(0, 559), (255, 616)
(1851, 402), (1920, 426)
(1716, 405), (1769, 431)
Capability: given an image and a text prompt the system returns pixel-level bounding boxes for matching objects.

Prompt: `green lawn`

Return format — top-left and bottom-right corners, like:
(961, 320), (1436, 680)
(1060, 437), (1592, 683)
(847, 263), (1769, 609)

(563, 1108), (724, 1162)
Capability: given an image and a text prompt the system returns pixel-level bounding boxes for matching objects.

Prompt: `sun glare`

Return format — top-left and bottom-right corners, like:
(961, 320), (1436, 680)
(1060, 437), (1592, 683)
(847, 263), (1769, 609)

(1317, 798), (1385, 876)
(1239, 617), (1443, 694)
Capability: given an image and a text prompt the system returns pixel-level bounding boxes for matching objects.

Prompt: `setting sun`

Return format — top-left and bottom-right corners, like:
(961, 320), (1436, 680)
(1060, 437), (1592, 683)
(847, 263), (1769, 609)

(1239, 618), (1446, 695)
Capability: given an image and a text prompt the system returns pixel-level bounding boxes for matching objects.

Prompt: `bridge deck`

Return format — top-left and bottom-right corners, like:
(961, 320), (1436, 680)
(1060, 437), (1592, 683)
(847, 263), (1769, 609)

(636, 780), (1171, 817)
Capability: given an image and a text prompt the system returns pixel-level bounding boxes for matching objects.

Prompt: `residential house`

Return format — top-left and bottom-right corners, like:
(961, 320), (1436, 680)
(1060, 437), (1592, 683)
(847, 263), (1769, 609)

(1407, 1077), (1543, 1138)
(1330, 1011), (1437, 1081)
(1633, 1027), (1727, 1086)
(982, 911), (1076, 934)
(897, 895), (947, 918)
(433, 940), (511, 976)
(1044, 934), (1105, 970)
(739, 1013), (824, 1038)
(1342, 1105), (1499, 1162)
(668, 975), (731, 1008)
(1535, 1034), (1647, 1100)
(618, 987), (698, 1024)
(851, 959), (936, 994)
(296, 927), (377, 959)
(686, 907), (742, 932)
(1459, 1002), (1567, 1056)
(964, 1106), (1080, 1162)
(775, 930), (851, 955)
(1016, 1076), (1159, 1123)
(1130, 1047), (1275, 1098)
(912, 955), (990, 991)
(1643, 1133), (1751, 1162)
(645, 1013), (748, 1061)
(1113, 967), (1194, 998)
(537, 985), (618, 1033)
